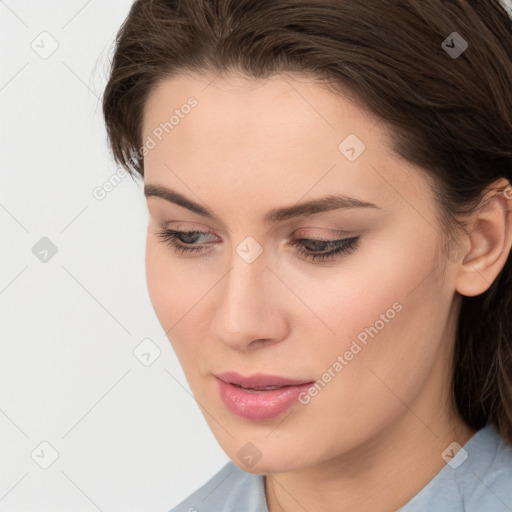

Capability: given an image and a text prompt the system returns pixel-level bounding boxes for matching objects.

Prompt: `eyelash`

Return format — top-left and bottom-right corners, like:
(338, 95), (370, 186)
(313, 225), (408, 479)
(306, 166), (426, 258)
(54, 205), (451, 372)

(155, 228), (359, 263)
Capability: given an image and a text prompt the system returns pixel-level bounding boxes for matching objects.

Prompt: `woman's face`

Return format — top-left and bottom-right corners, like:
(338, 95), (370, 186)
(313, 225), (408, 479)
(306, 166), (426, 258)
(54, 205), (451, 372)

(142, 72), (462, 473)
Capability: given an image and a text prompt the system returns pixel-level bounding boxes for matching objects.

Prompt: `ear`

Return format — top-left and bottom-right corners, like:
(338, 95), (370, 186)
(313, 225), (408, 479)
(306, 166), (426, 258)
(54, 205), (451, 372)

(455, 177), (512, 298)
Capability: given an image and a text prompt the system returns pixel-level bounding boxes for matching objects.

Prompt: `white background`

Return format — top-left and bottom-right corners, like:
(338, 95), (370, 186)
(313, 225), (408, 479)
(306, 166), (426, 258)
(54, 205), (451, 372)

(0, 1), (228, 510)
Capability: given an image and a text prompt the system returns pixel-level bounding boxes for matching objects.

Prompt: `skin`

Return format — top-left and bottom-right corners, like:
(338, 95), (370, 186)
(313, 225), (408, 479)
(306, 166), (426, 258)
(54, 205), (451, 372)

(141, 71), (512, 512)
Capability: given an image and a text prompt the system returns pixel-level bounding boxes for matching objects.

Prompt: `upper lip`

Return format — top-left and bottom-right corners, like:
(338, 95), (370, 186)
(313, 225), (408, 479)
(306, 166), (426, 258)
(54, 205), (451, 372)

(215, 371), (314, 389)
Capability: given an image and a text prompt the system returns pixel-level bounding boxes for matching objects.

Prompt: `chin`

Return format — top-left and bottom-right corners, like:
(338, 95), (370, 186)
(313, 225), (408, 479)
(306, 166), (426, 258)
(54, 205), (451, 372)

(221, 437), (319, 475)
(231, 456), (300, 475)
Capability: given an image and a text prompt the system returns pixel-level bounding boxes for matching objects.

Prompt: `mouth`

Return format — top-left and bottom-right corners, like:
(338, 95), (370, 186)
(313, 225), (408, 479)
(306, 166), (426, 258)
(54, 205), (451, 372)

(214, 371), (315, 420)
(215, 371), (314, 389)
(230, 383), (293, 391)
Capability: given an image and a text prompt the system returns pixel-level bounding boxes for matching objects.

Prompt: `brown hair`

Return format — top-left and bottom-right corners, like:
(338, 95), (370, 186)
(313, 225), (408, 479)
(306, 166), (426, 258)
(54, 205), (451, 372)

(102, 0), (512, 443)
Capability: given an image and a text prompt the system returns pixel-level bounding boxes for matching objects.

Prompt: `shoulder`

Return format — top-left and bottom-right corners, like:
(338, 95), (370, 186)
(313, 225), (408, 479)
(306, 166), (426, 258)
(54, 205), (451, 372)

(464, 424), (512, 509)
(401, 423), (512, 511)
(167, 460), (268, 512)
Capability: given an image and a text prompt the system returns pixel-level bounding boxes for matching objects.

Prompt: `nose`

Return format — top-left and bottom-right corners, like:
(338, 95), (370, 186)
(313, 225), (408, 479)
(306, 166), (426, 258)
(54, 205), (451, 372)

(209, 252), (289, 351)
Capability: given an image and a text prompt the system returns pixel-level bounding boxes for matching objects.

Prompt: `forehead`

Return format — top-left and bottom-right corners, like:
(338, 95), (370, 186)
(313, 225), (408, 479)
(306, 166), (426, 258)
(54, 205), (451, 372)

(142, 71), (381, 149)
(141, 72), (432, 217)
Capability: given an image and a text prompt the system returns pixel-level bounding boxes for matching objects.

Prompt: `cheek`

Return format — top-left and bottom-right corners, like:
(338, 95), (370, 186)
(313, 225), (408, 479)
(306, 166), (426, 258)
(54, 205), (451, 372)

(145, 235), (197, 320)
(144, 236), (212, 362)
(299, 243), (417, 356)
(145, 238), (186, 337)
(145, 237), (173, 323)
(306, 235), (449, 419)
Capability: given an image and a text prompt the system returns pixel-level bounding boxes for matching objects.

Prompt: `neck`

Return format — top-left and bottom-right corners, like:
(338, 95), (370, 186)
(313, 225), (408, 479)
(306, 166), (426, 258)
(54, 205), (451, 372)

(264, 403), (475, 512)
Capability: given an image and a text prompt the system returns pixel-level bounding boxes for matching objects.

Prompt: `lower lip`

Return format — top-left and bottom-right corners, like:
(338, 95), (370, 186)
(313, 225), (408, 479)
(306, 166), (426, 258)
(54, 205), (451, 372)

(216, 378), (314, 420)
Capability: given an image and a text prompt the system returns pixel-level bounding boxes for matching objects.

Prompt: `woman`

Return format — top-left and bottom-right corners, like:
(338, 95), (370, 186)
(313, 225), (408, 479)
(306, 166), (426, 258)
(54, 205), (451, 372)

(102, 0), (512, 510)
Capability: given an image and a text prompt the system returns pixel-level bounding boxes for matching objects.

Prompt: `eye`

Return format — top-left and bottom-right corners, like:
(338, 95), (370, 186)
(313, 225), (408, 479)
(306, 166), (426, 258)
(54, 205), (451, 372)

(155, 228), (218, 255)
(290, 236), (359, 262)
(155, 228), (360, 263)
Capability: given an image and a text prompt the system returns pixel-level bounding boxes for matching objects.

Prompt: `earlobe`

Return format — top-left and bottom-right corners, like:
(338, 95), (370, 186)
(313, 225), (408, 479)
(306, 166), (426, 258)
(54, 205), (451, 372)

(455, 177), (512, 298)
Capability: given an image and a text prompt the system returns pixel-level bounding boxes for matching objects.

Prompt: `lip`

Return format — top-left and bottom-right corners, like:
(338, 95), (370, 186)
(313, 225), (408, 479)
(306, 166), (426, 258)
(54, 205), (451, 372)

(215, 371), (313, 388)
(214, 371), (315, 420)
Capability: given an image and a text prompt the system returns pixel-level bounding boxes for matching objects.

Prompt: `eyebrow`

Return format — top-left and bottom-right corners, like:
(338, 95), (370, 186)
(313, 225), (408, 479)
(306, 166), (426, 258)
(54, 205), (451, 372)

(144, 183), (382, 223)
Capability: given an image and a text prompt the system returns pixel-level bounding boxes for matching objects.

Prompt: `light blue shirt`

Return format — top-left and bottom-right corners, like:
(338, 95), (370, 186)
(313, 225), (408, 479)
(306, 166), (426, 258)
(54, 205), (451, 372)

(168, 423), (512, 511)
